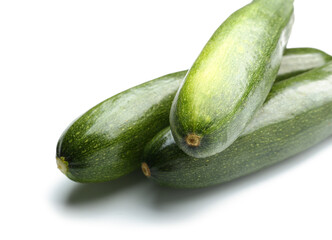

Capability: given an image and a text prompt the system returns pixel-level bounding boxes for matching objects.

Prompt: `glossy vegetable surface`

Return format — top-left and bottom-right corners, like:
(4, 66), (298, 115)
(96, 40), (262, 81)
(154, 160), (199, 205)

(56, 48), (330, 183)
(56, 71), (186, 182)
(277, 48), (332, 81)
(170, 0), (294, 158)
(143, 61), (332, 188)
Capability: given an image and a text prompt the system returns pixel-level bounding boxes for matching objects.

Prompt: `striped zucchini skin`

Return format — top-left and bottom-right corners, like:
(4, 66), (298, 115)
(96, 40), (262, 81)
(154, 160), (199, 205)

(170, 0), (294, 158)
(56, 71), (186, 182)
(56, 48), (330, 183)
(143, 61), (332, 189)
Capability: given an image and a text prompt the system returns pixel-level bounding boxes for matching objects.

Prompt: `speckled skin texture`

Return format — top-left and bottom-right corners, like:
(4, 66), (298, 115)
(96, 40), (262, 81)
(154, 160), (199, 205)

(56, 48), (330, 183)
(144, 62), (332, 188)
(170, 0), (294, 158)
(56, 71), (187, 182)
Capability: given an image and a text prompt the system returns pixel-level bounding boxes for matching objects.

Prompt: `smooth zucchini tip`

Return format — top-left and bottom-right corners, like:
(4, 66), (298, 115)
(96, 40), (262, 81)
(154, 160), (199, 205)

(185, 133), (201, 147)
(141, 162), (151, 177)
(56, 156), (68, 175)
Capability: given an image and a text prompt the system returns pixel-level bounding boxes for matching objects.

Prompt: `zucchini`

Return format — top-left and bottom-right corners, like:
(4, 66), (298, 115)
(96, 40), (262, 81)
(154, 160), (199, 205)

(142, 61), (332, 188)
(277, 48), (332, 81)
(56, 48), (330, 183)
(170, 0), (294, 158)
(56, 71), (187, 182)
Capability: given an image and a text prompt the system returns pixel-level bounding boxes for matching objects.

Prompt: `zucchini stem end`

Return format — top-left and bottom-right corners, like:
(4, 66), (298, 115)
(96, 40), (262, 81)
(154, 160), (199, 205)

(186, 133), (201, 147)
(141, 162), (151, 177)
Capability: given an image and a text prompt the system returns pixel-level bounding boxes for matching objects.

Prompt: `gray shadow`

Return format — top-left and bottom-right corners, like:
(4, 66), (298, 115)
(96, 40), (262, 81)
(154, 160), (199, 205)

(64, 170), (146, 206)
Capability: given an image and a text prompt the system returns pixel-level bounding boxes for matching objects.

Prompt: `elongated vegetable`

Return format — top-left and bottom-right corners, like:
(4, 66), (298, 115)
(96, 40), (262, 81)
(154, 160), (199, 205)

(56, 48), (331, 183)
(56, 71), (186, 182)
(170, 0), (294, 158)
(142, 61), (332, 188)
(277, 48), (332, 81)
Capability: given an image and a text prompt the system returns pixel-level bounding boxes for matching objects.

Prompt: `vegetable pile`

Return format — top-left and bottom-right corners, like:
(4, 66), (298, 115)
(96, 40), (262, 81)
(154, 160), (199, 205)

(56, 0), (332, 188)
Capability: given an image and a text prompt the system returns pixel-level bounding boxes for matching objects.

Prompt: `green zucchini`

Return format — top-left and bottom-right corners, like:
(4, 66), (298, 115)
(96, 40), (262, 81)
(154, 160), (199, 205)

(142, 61), (332, 188)
(277, 48), (332, 81)
(56, 71), (187, 182)
(56, 48), (330, 183)
(170, 0), (294, 158)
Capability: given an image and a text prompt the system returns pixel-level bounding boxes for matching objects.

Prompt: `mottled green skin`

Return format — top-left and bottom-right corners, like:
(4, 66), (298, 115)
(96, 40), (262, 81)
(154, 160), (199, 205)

(277, 48), (332, 81)
(144, 61), (332, 188)
(57, 48), (330, 183)
(56, 71), (186, 182)
(170, 0), (294, 158)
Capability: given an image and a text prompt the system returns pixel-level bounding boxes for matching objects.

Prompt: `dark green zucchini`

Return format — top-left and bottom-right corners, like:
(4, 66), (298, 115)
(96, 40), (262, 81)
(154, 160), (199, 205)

(170, 0), (294, 158)
(142, 61), (332, 188)
(56, 48), (331, 183)
(56, 71), (187, 182)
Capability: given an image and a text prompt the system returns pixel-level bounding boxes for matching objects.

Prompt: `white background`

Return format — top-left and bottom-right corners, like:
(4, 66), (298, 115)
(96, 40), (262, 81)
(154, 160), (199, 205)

(1, 0), (331, 239)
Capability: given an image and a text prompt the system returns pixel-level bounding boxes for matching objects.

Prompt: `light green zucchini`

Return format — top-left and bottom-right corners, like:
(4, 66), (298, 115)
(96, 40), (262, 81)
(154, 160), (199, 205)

(170, 0), (294, 158)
